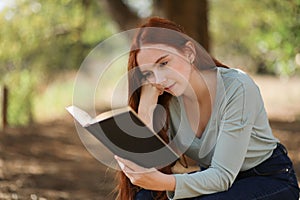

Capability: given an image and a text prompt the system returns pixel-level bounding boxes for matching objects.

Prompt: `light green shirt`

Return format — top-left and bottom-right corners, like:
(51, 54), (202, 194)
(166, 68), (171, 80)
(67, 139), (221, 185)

(167, 68), (279, 199)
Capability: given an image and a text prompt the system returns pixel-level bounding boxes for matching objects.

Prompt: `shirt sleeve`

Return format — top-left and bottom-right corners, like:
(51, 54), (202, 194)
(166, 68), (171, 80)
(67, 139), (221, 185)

(167, 77), (260, 199)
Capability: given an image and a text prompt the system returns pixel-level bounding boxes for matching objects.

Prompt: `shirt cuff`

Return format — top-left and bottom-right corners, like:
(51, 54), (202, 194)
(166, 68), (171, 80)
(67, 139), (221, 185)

(166, 174), (188, 199)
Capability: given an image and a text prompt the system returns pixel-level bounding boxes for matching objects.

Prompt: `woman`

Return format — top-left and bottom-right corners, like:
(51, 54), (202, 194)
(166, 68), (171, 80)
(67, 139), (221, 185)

(114, 17), (299, 200)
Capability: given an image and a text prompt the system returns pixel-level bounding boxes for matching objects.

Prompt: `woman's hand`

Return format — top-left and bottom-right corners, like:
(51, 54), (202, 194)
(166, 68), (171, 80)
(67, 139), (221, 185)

(115, 155), (175, 191)
(138, 82), (164, 128)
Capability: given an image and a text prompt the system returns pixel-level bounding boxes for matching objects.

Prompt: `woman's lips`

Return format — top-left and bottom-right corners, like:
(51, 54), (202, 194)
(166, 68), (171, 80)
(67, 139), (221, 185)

(164, 82), (176, 91)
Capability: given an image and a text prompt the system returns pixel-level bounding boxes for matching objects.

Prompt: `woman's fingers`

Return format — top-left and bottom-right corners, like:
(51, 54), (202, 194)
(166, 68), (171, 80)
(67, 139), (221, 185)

(141, 80), (164, 95)
(114, 156), (156, 174)
(152, 83), (164, 95)
(115, 156), (138, 171)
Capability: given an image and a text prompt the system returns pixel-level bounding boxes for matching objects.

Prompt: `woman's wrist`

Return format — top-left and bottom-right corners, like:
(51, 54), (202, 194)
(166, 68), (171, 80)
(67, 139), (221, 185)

(138, 104), (156, 128)
(138, 108), (152, 124)
(161, 174), (176, 191)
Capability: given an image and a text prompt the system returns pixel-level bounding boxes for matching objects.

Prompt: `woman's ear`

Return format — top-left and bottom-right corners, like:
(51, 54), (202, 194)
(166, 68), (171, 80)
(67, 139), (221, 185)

(184, 41), (196, 64)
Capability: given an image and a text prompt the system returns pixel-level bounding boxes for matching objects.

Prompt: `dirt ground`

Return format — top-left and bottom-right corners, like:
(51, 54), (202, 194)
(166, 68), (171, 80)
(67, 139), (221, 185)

(0, 119), (117, 200)
(0, 75), (300, 200)
(0, 117), (299, 200)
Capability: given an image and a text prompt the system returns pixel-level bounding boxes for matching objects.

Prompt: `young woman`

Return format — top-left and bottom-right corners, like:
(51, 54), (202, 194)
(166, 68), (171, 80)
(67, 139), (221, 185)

(114, 17), (299, 200)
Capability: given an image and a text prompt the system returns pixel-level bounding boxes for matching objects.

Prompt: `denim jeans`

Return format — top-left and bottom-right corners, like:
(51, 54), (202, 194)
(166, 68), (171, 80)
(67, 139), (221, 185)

(134, 143), (299, 200)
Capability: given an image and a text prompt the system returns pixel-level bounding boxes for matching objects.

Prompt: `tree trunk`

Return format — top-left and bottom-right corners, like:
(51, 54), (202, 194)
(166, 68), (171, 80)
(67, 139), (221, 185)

(158, 0), (210, 52)
(2, 85), (8, 130)
(104, 0), (210, 51)
(102, 0), (140, 30)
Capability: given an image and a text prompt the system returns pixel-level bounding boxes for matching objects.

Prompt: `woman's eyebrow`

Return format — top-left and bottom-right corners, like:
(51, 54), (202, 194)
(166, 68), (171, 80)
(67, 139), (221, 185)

(154, 54), (169, 64)
(139, 54), (169, 71)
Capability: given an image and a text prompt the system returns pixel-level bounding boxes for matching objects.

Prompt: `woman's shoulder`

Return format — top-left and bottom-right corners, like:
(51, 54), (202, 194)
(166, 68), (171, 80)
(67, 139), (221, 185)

(218, 67), (250, 80)
(217, 67), (262, 103)
(218, 67), (257, 89)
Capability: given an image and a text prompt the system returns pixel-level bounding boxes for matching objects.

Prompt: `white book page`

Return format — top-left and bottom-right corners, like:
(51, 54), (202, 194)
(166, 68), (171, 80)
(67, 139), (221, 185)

(66, 106), (93, 127)
(89, 106), (131, 124)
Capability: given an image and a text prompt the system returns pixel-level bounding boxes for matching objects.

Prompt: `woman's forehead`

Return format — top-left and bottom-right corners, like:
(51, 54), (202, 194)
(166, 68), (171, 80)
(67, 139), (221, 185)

(136, 44), (182, 65)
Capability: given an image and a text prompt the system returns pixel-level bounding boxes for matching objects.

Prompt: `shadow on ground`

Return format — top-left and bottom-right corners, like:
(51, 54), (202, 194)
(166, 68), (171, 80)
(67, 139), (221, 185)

(0, 117), (299, 199)
(0, 119), (117, 200)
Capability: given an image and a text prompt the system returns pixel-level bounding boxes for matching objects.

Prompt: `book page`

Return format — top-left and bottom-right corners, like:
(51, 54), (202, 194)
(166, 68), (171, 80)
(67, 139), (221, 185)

(66, 106), (93, 127)
(91, 106), (131, 124)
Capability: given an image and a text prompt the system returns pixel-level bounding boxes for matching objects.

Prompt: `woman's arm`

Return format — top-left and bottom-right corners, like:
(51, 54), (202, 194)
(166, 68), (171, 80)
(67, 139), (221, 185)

(138, 83), (164, 129)
(169, 77), (260, 199)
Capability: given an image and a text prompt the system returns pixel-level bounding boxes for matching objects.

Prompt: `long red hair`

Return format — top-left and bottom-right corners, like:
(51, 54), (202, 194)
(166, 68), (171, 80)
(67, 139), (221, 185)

(116, 17), (228, 200)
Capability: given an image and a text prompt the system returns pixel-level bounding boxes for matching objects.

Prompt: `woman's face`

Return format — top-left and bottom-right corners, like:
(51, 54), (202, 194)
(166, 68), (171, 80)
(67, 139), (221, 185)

(136, 44), (192, 96)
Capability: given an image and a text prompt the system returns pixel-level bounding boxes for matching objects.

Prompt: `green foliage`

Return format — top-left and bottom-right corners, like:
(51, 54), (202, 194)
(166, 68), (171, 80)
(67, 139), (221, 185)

(0, 0), (115, 74)
(6, 70), (37, 125)
(4, 0), (299, 125)
(210, 0), (300, 76)
(0, 0), (116, 125)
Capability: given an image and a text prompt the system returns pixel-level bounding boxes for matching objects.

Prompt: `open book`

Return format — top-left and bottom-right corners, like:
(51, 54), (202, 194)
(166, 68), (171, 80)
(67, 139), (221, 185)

(66, 105), (179, 168)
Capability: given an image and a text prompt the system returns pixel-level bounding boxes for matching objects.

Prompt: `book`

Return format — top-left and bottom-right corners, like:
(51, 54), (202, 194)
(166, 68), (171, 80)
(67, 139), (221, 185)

(66, 105), (179, 168)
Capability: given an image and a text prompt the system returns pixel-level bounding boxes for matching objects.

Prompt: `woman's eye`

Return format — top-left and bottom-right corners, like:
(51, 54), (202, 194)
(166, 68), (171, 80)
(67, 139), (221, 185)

(142, 71), (152, 78)
(159, 61), (168, 67)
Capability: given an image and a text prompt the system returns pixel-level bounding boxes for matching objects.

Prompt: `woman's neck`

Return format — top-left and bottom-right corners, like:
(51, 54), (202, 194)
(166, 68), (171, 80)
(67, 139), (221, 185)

(182, 68), (217, 137)
(183, 67), (210, 105)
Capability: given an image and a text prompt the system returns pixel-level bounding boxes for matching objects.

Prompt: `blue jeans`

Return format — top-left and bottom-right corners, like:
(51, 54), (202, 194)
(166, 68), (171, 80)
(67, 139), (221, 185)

(134, 143), (299, 200)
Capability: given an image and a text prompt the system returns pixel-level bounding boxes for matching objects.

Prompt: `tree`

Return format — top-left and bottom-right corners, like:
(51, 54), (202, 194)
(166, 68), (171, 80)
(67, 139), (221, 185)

(104, 0), (210, 51)
(105, 0), (300, 76)
(0, 0), (116, 125)
(157, 0), (209, 51)
(210, 0), (300, 76)
(2, 0), (298, 125)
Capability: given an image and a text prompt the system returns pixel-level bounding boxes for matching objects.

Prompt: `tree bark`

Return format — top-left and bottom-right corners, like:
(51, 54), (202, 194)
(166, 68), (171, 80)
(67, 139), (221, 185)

(158, 0), (210, 52)
(103, 0), (140, 30)
(2, 85), (8, 130)
(104, 0), (210, 51)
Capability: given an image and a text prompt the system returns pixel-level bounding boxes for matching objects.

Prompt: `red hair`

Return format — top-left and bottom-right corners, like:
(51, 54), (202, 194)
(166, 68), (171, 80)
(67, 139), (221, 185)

(116, 17), (228, 200)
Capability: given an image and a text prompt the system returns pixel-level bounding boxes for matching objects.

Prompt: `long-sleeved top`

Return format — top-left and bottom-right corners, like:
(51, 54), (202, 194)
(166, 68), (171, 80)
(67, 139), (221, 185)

(167, 67), (279, 199)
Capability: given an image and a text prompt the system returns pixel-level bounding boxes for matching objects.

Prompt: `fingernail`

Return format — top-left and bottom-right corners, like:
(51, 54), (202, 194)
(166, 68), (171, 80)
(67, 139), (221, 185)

(119, 162), (125, 170)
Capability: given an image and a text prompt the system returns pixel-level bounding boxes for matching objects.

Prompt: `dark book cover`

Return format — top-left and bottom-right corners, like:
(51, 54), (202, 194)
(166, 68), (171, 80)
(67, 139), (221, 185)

(66, 106), (178, 168)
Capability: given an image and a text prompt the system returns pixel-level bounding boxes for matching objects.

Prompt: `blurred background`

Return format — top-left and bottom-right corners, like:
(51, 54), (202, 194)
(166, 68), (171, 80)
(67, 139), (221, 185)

(0, 0), (299, 199)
